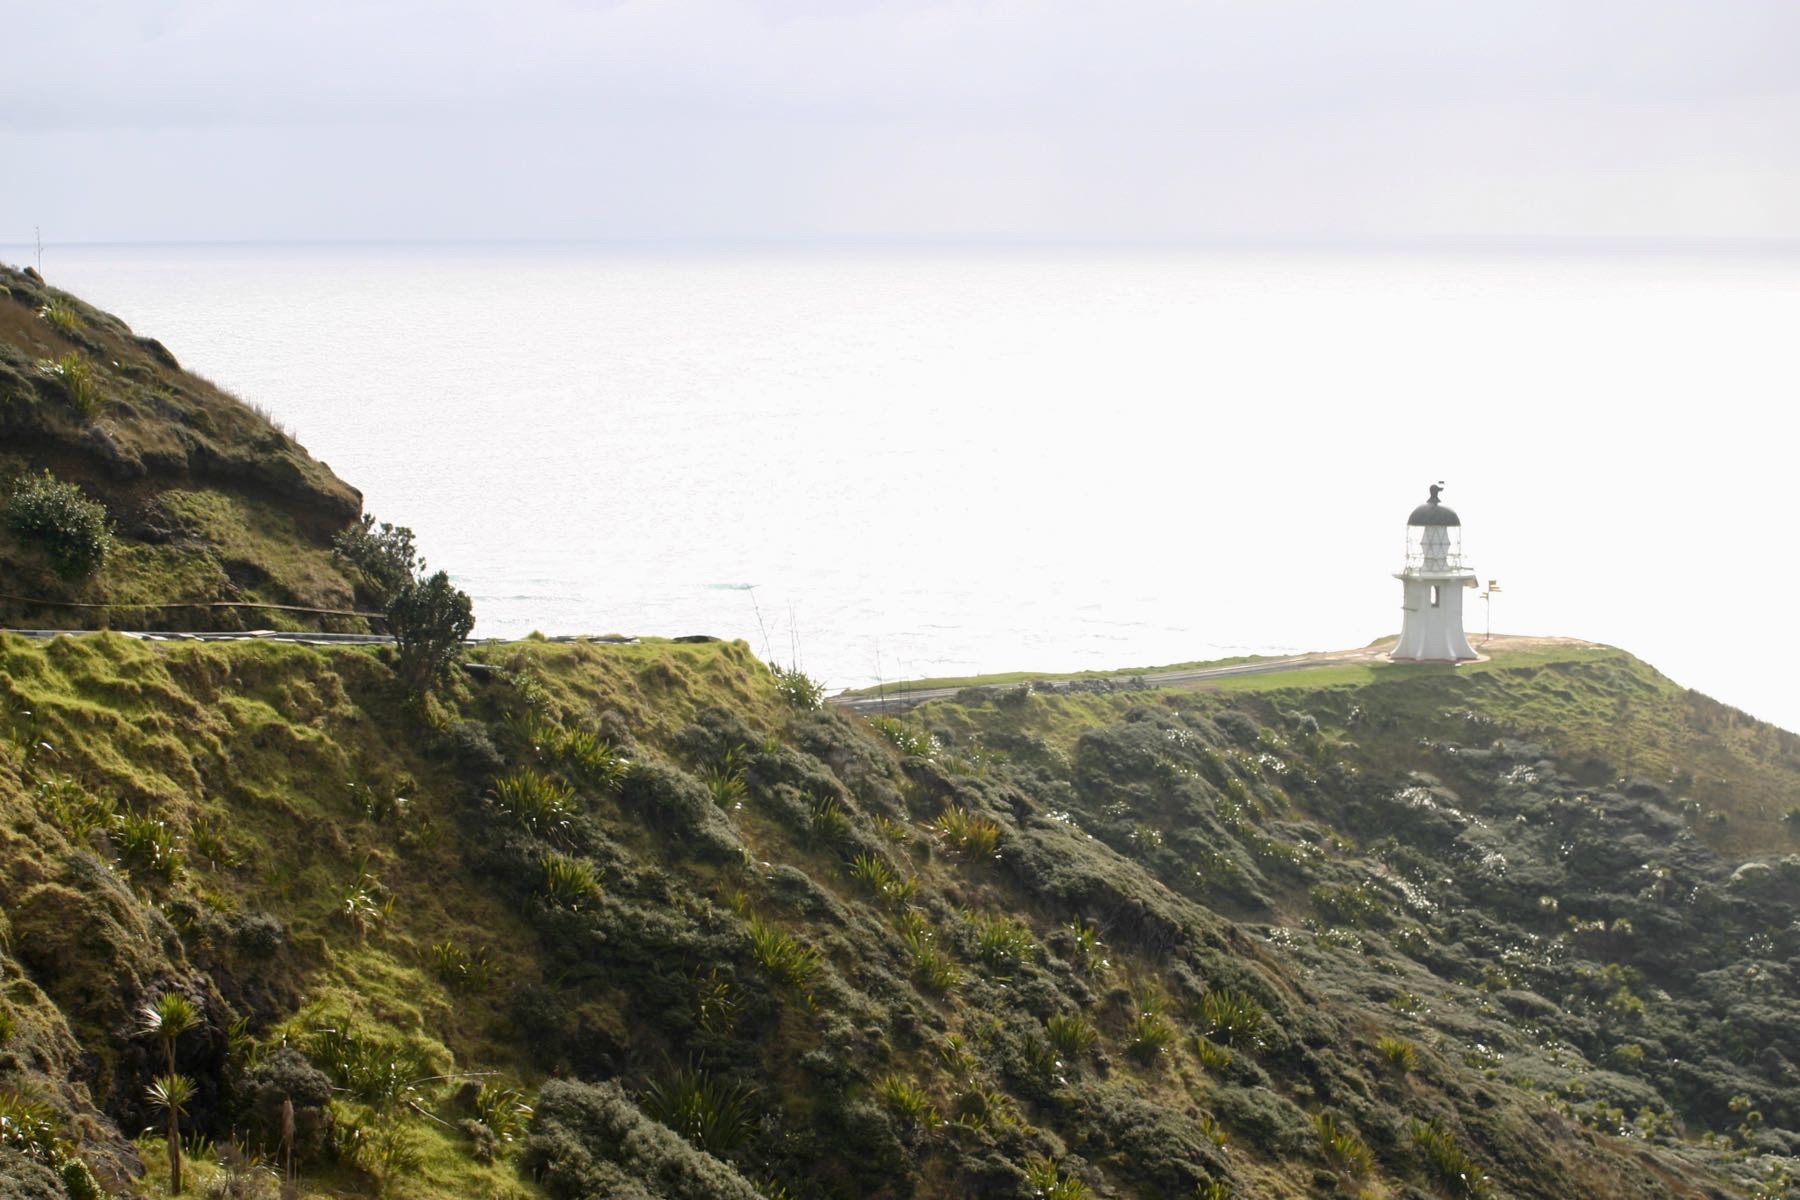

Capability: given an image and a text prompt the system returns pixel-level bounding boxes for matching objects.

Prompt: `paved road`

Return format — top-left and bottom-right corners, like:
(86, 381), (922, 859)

(826, 634), (1582, 715)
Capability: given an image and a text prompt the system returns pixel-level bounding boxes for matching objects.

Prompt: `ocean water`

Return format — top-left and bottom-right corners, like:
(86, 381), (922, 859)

(16, 242), (1800, 731)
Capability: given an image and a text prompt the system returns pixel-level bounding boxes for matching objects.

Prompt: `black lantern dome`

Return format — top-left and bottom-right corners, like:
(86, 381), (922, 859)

(1407, 483), (1460, 527)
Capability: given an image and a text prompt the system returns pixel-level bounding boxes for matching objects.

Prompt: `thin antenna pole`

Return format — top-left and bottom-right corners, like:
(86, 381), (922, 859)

(34, 226), (43, 275)
(747, 586), (773, 662)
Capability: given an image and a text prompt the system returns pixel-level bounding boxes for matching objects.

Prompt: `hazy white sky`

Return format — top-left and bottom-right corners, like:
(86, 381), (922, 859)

(5, 0), (1800, 244)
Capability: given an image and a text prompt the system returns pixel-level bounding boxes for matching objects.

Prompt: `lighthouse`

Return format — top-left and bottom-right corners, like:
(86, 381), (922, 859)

(1391, 483), (1478, 663)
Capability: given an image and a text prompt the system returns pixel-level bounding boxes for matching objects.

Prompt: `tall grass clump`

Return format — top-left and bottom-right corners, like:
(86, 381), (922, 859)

(900, 918), (961, 995)
(874, 1076), (941, 1130)
(37, 299), (80, 334)
(638, 1068), (759, 1157)
(1025, 1156), (1092, 1200)
(1316, 1113), (1375, 1178)
(849, 853), (916, 904)
(470, 1083), (534, 1145)
(771, 664), (824, 710)
(869, 716), (932, 757)
(1044, 1014), (1098, 1060)
(1197, 989), (1266, 1050)
(972, 915), (1035, 974)
(113, 813), (183, 882)
(40, 352), (100, 417)
(1378, 1035), (1420, 1073)
(489, 768), (577, 840)
(806, 795), (851, 847)
(934, 807), (1001, 859)
(427, 940), (500, 991)
(1410, 1119), (1490, 1198)
(1193, 1036), (1234, 1074)
(540, 852), (604, 910)
(558, 728), (628, 792)
(745, 915), (823, 995)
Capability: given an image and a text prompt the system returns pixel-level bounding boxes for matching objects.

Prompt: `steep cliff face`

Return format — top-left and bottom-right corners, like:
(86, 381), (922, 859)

(0, 265), (367, 631)
(1, 631), (1795, 1200)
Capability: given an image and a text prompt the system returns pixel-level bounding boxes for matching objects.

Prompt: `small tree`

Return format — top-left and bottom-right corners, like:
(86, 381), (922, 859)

(331, 515), (420, 604)
(146, 1073), (196, 1193)
(390, 569), (475, 694)
(140, 992), (200, 1075)
(334, 513), (475, 696)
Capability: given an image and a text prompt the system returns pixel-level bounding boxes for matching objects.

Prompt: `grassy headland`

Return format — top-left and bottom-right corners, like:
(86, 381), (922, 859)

(2, 274), (1796, 1200)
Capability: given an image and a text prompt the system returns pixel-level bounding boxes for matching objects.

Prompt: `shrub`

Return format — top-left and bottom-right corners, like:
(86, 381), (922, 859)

(389, 569), (475, 693)
(236, 1047), (336, 1166)
(525, 1079), (764, 1200)
(5, 470), (110, 579)
(638, 1069), (759, 1158)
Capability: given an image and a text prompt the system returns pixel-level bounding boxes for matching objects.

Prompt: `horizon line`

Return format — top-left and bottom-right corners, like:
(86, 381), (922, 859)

(5, 232), (1800, 258)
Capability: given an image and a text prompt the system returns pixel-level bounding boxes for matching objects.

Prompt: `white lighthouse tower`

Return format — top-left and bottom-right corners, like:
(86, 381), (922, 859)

(1391, 483), (1478, 662)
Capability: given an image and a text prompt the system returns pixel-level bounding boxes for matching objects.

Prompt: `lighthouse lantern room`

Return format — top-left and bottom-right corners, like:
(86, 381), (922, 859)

(1391, 483), (1478, 663)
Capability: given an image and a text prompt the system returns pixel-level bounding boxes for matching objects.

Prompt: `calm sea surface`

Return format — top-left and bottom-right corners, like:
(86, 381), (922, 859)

(17, 243), (1800, 731)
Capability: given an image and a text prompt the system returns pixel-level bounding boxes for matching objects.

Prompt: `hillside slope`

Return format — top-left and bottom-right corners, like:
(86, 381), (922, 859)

(0, 264), (369, 631)
(2, 631), (1796, 1200)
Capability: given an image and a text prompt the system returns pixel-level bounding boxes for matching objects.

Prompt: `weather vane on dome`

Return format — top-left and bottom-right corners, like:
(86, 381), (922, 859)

(1428, 481), (1443, 504)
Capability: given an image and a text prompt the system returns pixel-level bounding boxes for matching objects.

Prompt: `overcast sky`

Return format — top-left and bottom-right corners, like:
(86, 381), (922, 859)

(4, 0), (1799, 244)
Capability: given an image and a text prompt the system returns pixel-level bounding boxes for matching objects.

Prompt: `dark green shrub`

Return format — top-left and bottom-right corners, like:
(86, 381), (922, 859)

(235, 1046), (335, 1164)
(332, 515), (419, 602)
(389, 569), (475, 693)
(525, 1079), (763, 1200)
(5, 470), (110, 579)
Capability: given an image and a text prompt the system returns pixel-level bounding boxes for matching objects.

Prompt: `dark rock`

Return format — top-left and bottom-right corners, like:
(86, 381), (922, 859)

(132, 335), (179, 369)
